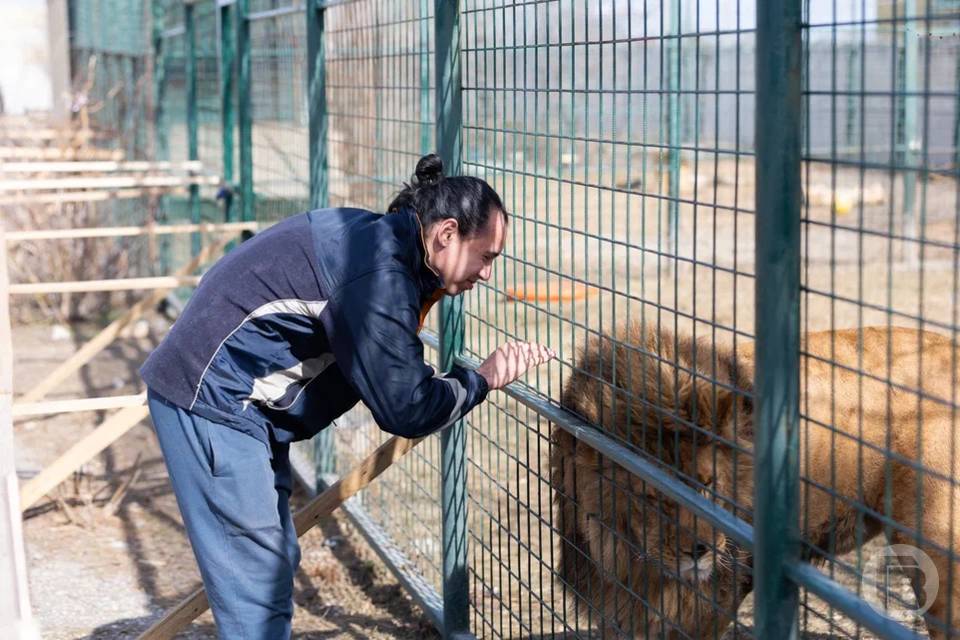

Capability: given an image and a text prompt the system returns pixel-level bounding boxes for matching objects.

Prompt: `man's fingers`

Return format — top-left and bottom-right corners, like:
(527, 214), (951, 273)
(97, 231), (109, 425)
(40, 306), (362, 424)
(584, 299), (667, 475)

(514, 342), (554, 368)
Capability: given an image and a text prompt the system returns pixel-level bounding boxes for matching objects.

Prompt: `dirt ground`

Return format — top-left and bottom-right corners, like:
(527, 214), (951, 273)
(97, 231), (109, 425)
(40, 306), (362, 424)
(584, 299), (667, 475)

(12, 320), (441, 640)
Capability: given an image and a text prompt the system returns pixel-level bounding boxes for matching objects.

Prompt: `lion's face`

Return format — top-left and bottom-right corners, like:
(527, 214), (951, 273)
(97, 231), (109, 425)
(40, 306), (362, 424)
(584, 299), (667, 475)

(629, 438), (746, 586)
(563, 427), (750, 637)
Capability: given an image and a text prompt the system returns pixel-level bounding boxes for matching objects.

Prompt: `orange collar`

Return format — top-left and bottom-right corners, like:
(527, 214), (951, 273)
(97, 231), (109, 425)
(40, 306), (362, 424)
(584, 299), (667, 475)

(418, 287), (445, 332)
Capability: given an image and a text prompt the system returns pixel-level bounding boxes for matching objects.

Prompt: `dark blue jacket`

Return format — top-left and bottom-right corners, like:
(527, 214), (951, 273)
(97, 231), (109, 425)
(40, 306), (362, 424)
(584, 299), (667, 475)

(140, 208), (489, 445)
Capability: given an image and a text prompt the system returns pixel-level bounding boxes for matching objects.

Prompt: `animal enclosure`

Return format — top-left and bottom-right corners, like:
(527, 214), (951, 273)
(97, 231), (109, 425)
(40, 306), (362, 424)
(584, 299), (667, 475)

(8, 0), (959, 638)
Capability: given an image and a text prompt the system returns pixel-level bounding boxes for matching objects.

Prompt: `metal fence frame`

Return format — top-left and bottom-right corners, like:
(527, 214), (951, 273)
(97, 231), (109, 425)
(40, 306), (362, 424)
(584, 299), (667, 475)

(66, 0), (958, 637)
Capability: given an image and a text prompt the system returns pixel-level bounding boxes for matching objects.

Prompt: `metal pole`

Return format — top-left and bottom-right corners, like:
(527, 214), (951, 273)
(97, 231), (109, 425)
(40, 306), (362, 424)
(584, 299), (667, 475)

(901, 0), (918, 263)
(754, 0), (802, 638)
(846, 46), (857, 150)
(419, 0), (431, 154)
(665, 0), (680, 268)
(151, 0), (170, 275)
(435, 0), (468, 637)
(237, 0), (254, 227)
(152, 0), (168, 163)
(308, 0), (335, 478)
(954, 40), (960, 176)
(220, 0), (236, 231)
(185, 2), (200, 259)
(308, 0), (328, 211)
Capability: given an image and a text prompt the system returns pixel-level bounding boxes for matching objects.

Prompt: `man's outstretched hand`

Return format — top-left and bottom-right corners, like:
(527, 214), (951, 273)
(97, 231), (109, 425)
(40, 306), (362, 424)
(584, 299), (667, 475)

(476, 341), (555, 390)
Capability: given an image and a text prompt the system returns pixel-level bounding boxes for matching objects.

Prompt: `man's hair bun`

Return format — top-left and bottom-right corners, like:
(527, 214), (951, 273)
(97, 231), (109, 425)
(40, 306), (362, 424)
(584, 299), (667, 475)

(414, 153), (444, 187)
(387, 152), (505, 237)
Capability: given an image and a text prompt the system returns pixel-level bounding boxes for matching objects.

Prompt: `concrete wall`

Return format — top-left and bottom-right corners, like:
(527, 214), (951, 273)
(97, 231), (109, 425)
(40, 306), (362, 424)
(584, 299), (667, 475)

(0, 0), (54, 115)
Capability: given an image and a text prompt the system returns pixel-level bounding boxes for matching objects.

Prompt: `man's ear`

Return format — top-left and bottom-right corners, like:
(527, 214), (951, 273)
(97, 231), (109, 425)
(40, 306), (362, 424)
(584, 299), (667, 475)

(435, 217), (459, 247)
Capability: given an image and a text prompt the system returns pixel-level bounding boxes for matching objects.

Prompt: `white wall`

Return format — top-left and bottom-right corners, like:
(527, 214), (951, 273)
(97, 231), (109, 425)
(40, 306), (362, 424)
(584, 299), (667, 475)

(0, 0), (53, 114)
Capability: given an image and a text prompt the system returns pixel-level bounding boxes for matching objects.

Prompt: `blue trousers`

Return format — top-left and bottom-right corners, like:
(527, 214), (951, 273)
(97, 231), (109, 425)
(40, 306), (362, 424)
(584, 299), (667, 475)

(147, 390), (301, 639)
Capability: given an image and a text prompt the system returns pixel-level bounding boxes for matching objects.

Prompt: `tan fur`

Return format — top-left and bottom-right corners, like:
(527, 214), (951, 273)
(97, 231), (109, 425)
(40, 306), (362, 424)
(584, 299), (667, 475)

(551, 324), (960, 638)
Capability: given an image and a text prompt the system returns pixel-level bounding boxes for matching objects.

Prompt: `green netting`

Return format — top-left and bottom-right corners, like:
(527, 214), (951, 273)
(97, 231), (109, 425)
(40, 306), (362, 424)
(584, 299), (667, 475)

(248, 4), (310, 223)
(69, 0), (151, 157)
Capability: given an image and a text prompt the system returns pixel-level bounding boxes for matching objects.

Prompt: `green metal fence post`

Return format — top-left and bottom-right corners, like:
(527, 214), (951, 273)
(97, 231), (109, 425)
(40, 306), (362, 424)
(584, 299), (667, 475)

(754, 0), (802, 638)
(955, 44), (960, 174)
(435, 1), (468, 637)
(308, 0), (335, 478)
(308, 0), (328, 212)
(845, 47), (858, 151)
(901, 0), (918, 262)
(185, 0), (200, 258)
(664, 0), (681, 267)
(237, 0), (254, 228)
(151, 0), (170, 275)
(419, 0), (431, 155)
(220, 0), (236, 230)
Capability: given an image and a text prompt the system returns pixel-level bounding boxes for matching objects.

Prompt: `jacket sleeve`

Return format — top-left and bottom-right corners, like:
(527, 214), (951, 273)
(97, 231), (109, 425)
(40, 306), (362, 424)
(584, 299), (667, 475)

(321, 267), (489, 438)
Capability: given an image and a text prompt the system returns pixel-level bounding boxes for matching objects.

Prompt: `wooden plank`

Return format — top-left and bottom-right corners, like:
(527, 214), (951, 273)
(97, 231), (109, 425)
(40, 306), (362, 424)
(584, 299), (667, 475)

(0, 160), (205, 174)
(0, 128), (95, 141)
(0, 187), (174, 205)
(17, 238), (228, 406)
(12, 393), (146, 418)
(6, 221), (258, 243)
(0, 147), (124, 161)
(0, 223), (39, 637)
(0, 175), (220, 193)
(137, 435), (423, 639)
(0, 114), (51, 127)
(18, 404), (150, 510)
(8, 275), (202, 295)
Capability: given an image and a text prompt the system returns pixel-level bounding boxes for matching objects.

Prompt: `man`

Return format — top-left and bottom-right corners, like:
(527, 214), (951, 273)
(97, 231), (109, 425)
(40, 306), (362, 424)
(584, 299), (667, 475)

(140, 154), (553, 637)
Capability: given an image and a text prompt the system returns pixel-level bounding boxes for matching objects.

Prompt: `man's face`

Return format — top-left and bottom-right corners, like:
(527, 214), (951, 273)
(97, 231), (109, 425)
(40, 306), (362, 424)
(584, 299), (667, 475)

(431, 211), (506, 296)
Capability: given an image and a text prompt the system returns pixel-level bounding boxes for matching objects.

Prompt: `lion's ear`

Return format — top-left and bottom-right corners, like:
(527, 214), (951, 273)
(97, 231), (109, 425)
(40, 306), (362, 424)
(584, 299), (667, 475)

(678, 375), (735, 438)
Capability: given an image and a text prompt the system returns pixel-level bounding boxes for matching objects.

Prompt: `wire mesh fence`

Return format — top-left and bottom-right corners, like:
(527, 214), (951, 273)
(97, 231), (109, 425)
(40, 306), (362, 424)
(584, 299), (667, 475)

(65, 0), (960, 637)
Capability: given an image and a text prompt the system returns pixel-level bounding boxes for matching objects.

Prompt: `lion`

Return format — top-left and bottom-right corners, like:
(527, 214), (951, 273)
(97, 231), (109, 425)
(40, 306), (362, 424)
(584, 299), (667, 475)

(551, 324), (960, 639)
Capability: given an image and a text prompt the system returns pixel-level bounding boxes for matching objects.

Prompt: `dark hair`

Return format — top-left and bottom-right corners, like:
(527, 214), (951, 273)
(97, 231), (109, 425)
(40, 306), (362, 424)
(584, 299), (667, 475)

(388, 153), (507, 237)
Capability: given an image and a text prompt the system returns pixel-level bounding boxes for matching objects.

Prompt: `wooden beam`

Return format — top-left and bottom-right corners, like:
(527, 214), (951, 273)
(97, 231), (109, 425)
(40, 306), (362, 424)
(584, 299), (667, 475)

(19, 404), (150, 510)
(0, 175), (220, 193)
(12, 393), (146, 418)
(0, 223), (39, 636)
(0, 187), (174, 205)
(0, 128), (95, 141)
(0, 147), (124, 161)
(0, 160), (205, 174)
(17, 238), (228, 406)
(0, 115), (50, 127)
(137, 435), (423, 639)
(6, 222), (258, 243)
(8, 275), (202, 295)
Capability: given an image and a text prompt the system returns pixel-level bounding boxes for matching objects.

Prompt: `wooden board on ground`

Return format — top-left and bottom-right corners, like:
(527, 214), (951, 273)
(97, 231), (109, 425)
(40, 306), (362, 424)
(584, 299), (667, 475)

(18, 404), (150, 510)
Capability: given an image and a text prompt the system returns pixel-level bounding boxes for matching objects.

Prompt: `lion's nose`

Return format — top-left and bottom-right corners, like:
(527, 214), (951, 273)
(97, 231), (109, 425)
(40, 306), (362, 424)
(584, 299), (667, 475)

(692, 543), (711, 559)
